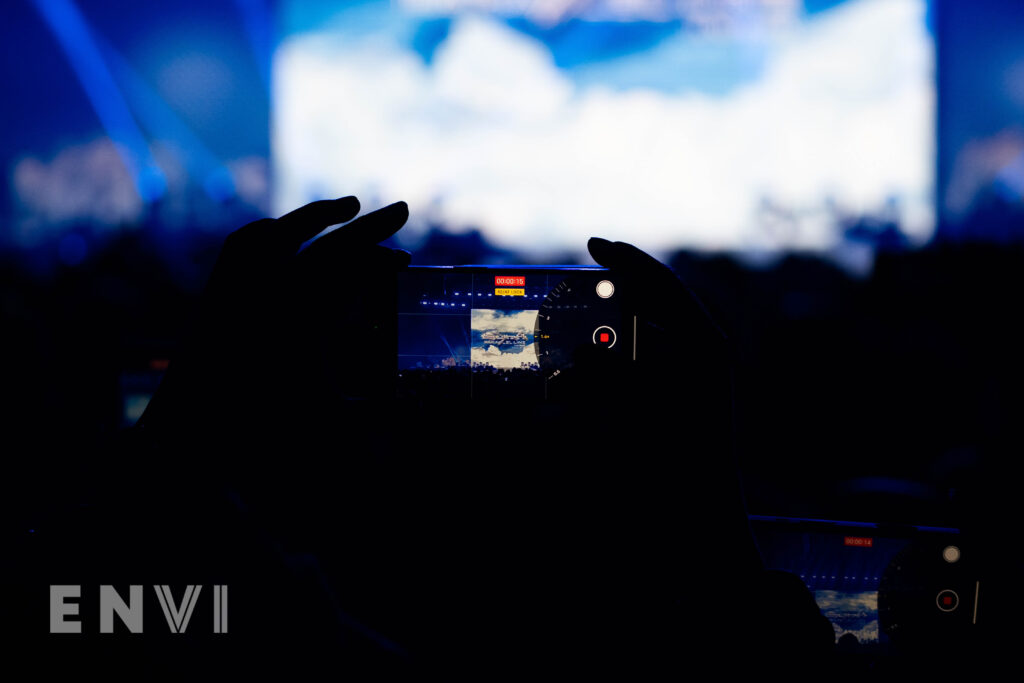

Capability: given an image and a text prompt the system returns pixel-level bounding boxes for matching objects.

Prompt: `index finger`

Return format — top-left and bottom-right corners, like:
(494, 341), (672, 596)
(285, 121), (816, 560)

(588, 237), (681, 289)
(307, 201), (410, 252)
(589, 236), (727, 345)
(277, 196), (362, 247)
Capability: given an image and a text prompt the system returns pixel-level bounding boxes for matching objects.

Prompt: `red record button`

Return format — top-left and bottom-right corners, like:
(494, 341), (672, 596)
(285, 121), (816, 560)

(936, 589), (959, 612)
(592, 326), (617, 348)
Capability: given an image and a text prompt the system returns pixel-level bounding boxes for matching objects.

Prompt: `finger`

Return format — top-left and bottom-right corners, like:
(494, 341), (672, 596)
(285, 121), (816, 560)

(589, 237), (725, 343)
(588, 237), (684, 296)
(305, 201), (409, 253)
(277, 196), (361, 246)
(323, 244), (412, 268)
(586, 236), (621, 268)
(588, 237), (672, 278)
(393, 248), (412, 268)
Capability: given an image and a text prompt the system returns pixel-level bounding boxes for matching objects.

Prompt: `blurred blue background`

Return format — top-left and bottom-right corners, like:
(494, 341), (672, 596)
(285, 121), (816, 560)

(5, 0), (1024, 266)
(4, 0), (1024, 528)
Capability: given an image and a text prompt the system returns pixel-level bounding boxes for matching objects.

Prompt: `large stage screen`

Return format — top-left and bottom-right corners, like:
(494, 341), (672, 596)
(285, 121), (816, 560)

(274, 0), (934, 259)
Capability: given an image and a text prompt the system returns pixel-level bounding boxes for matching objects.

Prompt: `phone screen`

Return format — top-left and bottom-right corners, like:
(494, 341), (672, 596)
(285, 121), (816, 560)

(749, 516), (975, 655)
(396, 267), (632, 400)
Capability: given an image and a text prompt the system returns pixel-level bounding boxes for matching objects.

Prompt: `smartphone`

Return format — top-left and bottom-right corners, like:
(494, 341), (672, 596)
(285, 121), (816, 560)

(749, 515), (979, 657)
(396, 266), (636, 401)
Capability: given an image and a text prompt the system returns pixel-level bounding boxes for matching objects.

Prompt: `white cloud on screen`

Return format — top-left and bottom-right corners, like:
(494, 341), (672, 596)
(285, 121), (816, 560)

(815, 589), (877, 615)
(470, 308), (539, 367)
(471, 308), (538, 332)
(472, 342), (538, 368)
(815, 589), (880, 643)
(274, 0), (933, 255)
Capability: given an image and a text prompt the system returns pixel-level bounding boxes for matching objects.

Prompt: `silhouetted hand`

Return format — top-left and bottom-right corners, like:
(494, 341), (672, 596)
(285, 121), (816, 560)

(127, 219), (770, 674)
(533, 237), (762, 659)
(582, 238), (841, 674)
(588, 236), (729, 358)
(139, 197), (410, 452)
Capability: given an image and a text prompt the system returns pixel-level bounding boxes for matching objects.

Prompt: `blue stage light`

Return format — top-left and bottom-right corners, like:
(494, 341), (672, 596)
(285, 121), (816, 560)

(231, 0), (273, 93)
(97, 36), (232, 200)
(29, 0), (166, 201)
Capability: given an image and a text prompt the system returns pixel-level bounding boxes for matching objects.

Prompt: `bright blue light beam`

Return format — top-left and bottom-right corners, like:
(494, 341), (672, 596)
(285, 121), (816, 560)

(96, 36), (236, 201)
(439, 334), (458, 360)
(232, 0), (274, 93)
(28, 0), (165, 200)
